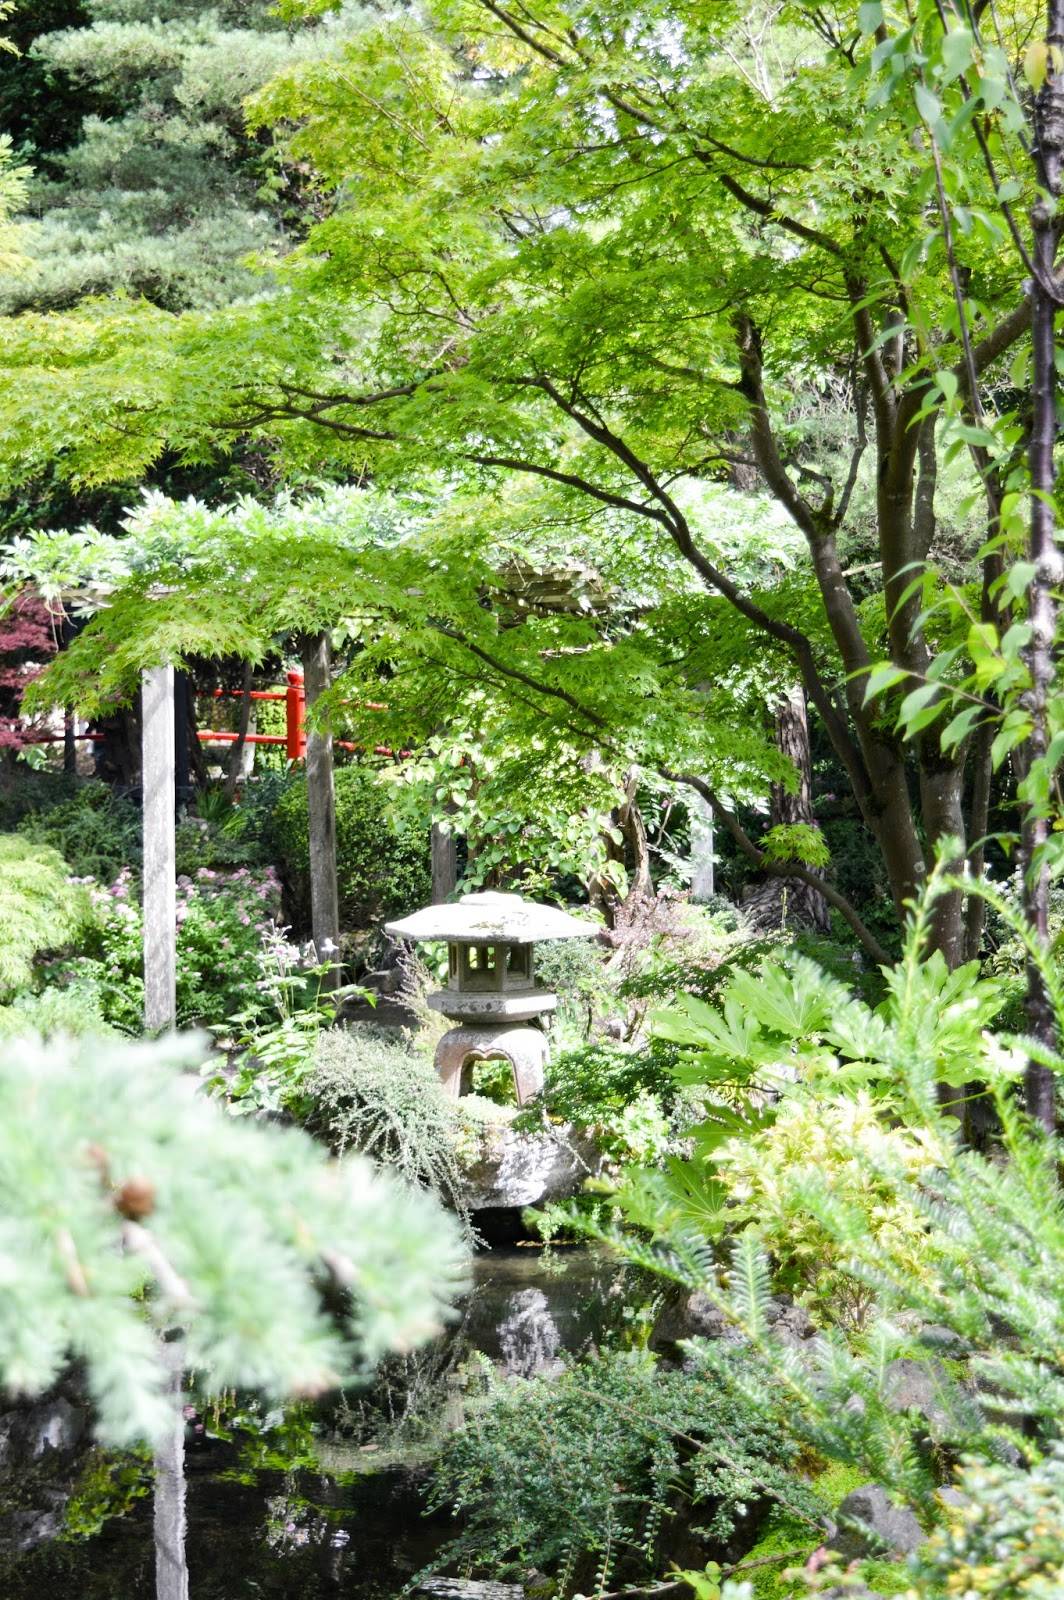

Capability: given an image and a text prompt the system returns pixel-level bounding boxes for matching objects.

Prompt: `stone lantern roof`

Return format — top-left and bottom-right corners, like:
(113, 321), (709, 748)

(385, 891), (597, 1030)
(384, 891), (597, 946)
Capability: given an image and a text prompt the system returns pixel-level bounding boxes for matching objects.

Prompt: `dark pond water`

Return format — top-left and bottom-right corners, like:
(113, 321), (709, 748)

(0, 1247), (636, 1600)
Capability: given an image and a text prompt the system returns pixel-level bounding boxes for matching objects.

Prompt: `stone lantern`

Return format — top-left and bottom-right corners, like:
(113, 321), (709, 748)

(384, 891), (597, 1104)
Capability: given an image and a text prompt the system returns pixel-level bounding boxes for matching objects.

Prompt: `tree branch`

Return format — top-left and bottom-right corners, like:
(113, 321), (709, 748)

(667, 771), (891, 965)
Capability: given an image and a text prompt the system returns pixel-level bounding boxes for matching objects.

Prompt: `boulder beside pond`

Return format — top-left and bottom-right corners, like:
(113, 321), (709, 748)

(458, 1112), (604, 1211)
(653, 1290), (816, 1351)
(833, 1483), (924, 1560)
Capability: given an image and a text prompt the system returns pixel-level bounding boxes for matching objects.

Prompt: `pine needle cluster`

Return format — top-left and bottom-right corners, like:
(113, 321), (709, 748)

(0, 1030), (468, 1445)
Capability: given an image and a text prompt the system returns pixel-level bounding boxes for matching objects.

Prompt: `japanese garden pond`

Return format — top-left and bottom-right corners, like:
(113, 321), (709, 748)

(0, 1246), (641, 1599)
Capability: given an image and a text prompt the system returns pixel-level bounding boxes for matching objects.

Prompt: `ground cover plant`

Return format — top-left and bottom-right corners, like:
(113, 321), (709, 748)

(427, 1347), (821, 1591)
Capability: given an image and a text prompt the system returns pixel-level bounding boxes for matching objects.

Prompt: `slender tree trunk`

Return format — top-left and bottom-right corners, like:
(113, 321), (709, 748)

(963, 464), (1009, 965)
(963, 722), (994, 964)
(918, 756), (967, 966)
(1023, 8), (1064, 1128)
(224, 661), (254, 802)
(616, 768), (653, 904)
(431, 820), (458, 903)
(590, 768), (653, 929)
(736, 321), (930, 935)
(743, 686), (829, 933)
(300, 634), (341, 988)
(183, 685), (208, 790)
(771, 685), (829, 932)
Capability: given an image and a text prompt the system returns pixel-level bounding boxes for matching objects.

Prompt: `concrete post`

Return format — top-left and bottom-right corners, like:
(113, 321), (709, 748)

(142, 666), (177, 1032)
(689, 793), (716, 903)
(154, 1341), (189, 1600)
(300, 635), (341, 986)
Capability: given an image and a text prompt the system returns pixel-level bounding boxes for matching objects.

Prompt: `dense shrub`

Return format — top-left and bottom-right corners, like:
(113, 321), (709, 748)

(713, 1092), (936, 1328)
(16, 779), (141, 881)
(533, 936), (614, 1035)
(0, 834), (90, 998)
(0, 981), (115, 1038)
(427, 1348), (817, 1592)
(913, 1447), (1064, 1597)
(528, 1039), (679, 1161)
(0, 767), (79, 830)
(174, 814), (262, 877)
(607, 880), (1064, 1574)
(269, 765), (430, 933)
(0, 591), (56, 752)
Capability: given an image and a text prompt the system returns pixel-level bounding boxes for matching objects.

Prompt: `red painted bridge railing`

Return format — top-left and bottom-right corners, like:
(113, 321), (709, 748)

(24, 673), (407, 761)
(198, 673), (406, 759)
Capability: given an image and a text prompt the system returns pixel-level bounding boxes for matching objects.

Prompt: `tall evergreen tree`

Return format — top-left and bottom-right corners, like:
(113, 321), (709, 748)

(0, 0), (366, 314)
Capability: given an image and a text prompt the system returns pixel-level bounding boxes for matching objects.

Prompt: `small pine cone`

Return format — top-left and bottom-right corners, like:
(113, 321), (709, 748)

(115, 1176), (156, 1221)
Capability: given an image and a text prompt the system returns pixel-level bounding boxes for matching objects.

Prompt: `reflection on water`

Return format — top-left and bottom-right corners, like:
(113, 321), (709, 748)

(497, 1289), (562, 1377)
(0, 1248), (635, 1600)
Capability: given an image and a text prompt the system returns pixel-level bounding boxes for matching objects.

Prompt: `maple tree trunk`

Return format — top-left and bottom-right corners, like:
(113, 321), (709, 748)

(591, 769), (653, 929)
(772, 685), (829, 930)
(745, 685), (830, 934)
(963, 722), (994, 964)
(1022, 5), (1064, 1129)
(224, 661), (254, 801)
(918, 752), (967, 968)
(617, 771), (653, 904)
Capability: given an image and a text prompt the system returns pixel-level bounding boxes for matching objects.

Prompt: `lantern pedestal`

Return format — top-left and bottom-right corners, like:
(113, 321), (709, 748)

(435, 1022), (549, 1105)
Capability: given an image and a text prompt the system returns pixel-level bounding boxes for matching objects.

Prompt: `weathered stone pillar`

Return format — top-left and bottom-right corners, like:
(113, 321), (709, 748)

(431, 820), (458, 903)
(300, 633), (341, 986)
(142, 665), (177, 1032)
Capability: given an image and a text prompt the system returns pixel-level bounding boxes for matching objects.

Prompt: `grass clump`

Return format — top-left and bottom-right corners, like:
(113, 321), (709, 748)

(306, 1025), (473, 1219)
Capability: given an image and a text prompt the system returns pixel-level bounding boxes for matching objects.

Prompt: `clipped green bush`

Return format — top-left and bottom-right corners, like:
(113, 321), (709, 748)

(269, 764), (430, 932)
(0, 834), (91, 998)
(15, 780), (141, 883)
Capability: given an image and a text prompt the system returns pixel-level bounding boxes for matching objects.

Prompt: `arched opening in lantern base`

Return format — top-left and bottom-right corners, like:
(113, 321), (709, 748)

(434, 1024), (549, 1106)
